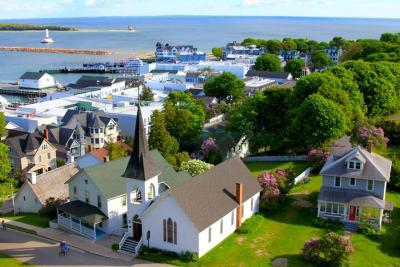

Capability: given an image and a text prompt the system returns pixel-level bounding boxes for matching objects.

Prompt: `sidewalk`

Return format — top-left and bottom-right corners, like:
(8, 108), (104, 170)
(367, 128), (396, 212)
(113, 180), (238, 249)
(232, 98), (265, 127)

(1, 218), (134, 262)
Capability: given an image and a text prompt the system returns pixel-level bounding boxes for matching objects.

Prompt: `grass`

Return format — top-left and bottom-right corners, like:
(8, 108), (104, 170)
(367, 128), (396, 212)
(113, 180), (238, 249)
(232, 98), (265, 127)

(245, 161), (310, 177)
(139, 164), (400, 266)
(0, 253), (33, 266)
(2, 213), (49, 228)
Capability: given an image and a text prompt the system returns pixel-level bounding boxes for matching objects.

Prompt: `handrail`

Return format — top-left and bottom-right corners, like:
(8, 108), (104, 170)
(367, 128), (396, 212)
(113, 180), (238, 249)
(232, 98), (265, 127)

(119, 231), (129, 251)
(134, 237), (143, 256)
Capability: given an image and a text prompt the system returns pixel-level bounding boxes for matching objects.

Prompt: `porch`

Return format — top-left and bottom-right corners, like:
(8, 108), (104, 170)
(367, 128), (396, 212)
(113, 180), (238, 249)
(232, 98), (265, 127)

(57, 200), (108, 240)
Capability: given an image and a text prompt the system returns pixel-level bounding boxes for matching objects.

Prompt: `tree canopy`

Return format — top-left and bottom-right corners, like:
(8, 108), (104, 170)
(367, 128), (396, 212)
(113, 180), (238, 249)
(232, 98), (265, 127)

(204, 72), (245, 102)
(284, 59), (305, 79)
(311, 50), (333, 68)
(211, 47), (223, 59)
(140, 87), (155, 102)
(254, 53), (281, 71)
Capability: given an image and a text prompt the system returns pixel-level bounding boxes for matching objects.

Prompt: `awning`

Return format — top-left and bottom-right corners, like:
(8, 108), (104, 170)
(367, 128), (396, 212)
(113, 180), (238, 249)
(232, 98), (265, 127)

(349, 196), (393, 211)
(58, 200), (108, 225)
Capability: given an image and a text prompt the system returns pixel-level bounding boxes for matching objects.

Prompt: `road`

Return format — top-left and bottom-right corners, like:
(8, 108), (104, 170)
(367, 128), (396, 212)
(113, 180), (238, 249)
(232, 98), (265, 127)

(0, 228), (170, 267)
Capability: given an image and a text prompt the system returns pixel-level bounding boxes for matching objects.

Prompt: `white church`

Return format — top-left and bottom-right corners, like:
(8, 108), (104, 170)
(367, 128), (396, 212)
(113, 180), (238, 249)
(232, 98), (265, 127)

(57, 107), (261, 258)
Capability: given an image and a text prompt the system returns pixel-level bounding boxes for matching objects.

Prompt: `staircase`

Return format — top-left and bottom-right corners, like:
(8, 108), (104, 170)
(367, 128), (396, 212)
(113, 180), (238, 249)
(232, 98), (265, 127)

(120, 237), (142, 256)
(343, 221), (358, 232)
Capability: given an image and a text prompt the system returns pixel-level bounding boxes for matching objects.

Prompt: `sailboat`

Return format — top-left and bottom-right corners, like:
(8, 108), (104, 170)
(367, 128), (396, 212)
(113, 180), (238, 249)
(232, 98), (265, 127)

(128, 25), (135, 32)
(40, 29), (54, 43)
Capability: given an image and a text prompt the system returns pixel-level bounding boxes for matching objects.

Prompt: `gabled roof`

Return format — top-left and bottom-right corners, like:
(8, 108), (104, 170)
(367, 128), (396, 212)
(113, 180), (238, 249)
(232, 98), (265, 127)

(123, 106), (160, 180)
(18, 163), (79, 205)
(246, 70), (291, 79)
(320, 146), (392, 182)
(19, 72), (46, 80)
(168, 157), (261, 231)
(7, 132), (44, 156)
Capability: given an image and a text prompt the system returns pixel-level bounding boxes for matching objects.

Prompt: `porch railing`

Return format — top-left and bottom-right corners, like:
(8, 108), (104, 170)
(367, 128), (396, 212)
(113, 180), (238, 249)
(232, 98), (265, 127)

(134, 237), (143, 256)
(58, 214), (95, 240)
(119, 231), (129, 251)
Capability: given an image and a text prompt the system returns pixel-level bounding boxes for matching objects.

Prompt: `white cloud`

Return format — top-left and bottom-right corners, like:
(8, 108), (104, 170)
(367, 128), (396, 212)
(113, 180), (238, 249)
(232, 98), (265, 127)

(85, 0), (97, 6)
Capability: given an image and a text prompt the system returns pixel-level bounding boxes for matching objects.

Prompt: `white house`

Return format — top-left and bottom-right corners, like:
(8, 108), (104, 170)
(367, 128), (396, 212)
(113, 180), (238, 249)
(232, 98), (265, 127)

(13, 163), (79, 214)
(18, 72), (55, 90)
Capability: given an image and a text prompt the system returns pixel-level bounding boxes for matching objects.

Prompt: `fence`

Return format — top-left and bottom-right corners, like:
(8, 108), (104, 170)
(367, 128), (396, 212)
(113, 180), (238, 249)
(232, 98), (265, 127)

(293, 167), (314, 184)
(243, 155), (308, 162)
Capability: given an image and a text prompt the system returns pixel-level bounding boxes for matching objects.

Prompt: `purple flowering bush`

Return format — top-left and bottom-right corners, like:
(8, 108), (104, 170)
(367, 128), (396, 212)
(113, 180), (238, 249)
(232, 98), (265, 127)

(308, 149), (331, 171)
(303, 232), (354, 266)
(191, 137), (222, 165)
(258, 171), (281, 200)
(357, 125), (389, 149)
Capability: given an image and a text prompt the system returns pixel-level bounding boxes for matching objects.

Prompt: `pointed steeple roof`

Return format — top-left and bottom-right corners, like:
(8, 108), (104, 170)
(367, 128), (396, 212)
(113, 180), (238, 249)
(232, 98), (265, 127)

(123, 106), (160, 180)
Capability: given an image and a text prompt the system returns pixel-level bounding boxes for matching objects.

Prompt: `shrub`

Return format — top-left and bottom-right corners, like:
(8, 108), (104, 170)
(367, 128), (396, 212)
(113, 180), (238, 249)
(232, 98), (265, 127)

(355, 125), (389, 149)
(180, 251), (199, 262)
(308, 149), (330, 171)
(313, 218), (344, 232)
(39, 197), (67, 219)
(303, 232), (354, 266)
(378, 120), (400, 145)
(111, 243), (119, 252)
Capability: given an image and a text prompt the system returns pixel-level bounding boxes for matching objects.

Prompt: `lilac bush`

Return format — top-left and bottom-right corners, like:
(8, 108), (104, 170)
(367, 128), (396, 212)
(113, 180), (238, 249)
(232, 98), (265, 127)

(302, 238), (320, 262)
(358, 125), (389, 148)
(258, 171), (280, 200)
(308, 149), (331, 171)
(200, 137), (218, 155)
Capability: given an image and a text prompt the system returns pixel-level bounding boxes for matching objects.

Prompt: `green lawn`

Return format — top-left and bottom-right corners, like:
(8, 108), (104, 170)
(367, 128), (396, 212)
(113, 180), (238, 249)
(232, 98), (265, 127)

(0, 253), (33, 266)
(245, 161), (310, 177)
(139, 166), (400, 266)
(2, 213), (49, 228)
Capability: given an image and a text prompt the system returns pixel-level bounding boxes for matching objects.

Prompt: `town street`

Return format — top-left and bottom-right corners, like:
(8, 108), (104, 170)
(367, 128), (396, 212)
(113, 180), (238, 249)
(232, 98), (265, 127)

(0, 228), (170, 267)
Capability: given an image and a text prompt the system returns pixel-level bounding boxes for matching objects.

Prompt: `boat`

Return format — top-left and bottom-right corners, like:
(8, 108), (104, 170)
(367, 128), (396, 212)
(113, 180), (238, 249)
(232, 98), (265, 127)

(40, 29), (54, 43)
(128, 25), (134, 31)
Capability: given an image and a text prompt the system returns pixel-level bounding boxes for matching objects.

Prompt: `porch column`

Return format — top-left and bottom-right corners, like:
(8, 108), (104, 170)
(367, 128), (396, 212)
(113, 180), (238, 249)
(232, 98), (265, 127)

(317, 202), (321, 217)
(79, 219), (82, 233)
(378, 209), (383, 228)
(344, 205), (348, 221)
(93, 223), (96, 240)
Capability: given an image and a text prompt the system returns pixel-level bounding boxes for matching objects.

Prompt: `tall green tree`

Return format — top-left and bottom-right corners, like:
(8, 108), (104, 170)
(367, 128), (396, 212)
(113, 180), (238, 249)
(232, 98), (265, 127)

(284, 59), (305, 79)
(0, 112), (5, 136)
(0, 143), (11, 182)
(211, 47), (223, 59)
(254, 53), (281, 71)
(148, 110), (179, 157)
(266, 39), (282, 54)
(140, 87), (155, 102)
(282, 38), (298, 51)
(290, 94), (346, 150)
(108, 142), (128, 160)
(311, 50), (333, 68)
(204, 72), (245, 102)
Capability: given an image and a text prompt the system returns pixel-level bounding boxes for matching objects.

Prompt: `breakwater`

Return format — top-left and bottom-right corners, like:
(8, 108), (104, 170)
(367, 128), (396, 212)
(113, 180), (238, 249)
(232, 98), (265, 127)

(0, 46), (111, 55)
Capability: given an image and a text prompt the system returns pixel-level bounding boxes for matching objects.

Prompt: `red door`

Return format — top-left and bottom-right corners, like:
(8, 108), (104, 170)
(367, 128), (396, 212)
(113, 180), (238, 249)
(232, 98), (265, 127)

(349, 206), (356, 221)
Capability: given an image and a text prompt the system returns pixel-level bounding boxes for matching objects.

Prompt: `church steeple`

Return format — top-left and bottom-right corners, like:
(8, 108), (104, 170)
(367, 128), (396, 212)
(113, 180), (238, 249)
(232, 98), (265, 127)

(123, 106), (160, 180)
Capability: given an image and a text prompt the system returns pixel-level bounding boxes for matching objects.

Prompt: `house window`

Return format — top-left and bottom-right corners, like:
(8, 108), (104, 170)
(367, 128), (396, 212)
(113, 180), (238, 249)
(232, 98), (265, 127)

(100, 138), (104, 144)
(319, 202), (326, 212)
(28, 157), (34, 164)
(220, 219), (223, 234)
(122, 214), (127, 227)
(355, 162), (361, 170)
(326, 203), (332, 213)
(367, 180), (374, 191)
(43, 144), (48, 150)
(122, 196), (127, 206)
(99, 128), (103, 133)
(332, 203), (339, 214)
(23, 196), (26, 201)
(349, 178), (356, 186)
(39, 155), (42, 162)
(231, 211), (234, 226)
(208, 227), (212, 242)
(85, 179), (88, 184)
(97, 195), (102, 208)
(348, 161), (354, 169)
(85, 190), (90, 203)
(334, 176), (341, 187)
(148, 183), (155, 200)
(131, 189), (142, 203)
(47, 152), (51, 159)
(163, 218), (177, 244)
(73, 186), (77, 199)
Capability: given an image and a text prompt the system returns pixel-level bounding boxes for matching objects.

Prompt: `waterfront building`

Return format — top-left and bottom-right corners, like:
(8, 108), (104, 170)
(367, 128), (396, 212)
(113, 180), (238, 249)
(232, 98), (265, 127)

(18, 72), (55, 90)
(223, 41), (265, 59)
(326, 46), (342, 65)
(155, 43), (206, 63)
(245, 70), (293, 84)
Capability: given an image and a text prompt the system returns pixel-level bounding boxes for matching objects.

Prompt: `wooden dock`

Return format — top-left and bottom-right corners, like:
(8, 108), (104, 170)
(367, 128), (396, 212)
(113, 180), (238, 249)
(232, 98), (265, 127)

(0, 84), (47, 97)
(0, 46), (111, 55)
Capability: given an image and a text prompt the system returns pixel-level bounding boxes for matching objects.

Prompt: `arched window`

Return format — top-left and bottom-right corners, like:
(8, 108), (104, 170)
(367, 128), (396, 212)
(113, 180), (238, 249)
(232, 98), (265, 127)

(130, 188), (142, 203)
(164, 218), (177, 244)
(167, 218), (173, 243)
(148, 183), (155, 200)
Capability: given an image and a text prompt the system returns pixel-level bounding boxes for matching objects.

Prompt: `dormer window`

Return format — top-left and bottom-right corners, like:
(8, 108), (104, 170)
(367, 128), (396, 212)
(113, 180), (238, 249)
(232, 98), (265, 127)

(348, 160), (362, 170)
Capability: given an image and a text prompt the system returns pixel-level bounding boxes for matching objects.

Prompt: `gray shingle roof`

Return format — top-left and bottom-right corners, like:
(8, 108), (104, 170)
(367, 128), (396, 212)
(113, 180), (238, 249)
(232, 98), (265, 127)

(168, 157), (261, 231)
(19, 72), (46, 80)
(246, 70), (291, 79)
(58, 200), (107, 224)
(6, 132), (44, 156)
(320, 146), (392, 182)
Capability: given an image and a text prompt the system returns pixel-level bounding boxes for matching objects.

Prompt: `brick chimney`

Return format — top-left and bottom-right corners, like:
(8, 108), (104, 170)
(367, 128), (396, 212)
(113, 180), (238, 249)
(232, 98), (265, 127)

(367, 140), (373, 153)
(43, 129), (49, 140)
(236, 183), (243, 228)
(103, 156), (109, 163)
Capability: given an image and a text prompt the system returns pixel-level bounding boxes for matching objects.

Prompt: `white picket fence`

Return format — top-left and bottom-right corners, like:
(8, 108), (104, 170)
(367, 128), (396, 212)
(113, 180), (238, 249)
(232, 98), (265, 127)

(293, 167), (314, 184)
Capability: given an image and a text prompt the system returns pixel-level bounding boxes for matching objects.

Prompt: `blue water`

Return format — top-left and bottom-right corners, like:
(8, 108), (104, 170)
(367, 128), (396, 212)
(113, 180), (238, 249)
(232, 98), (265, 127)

(1, 16), (400, 83)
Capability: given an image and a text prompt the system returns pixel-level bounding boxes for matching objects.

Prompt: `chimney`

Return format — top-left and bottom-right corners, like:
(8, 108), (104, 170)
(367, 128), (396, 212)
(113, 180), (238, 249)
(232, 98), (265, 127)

(27, 171), (37, 185)
(235, 183), (243, 228)
(103, 156), (109, 163)
(88, 145), (92, 152)
(367, 140), (373, 153)
(43, 129), (49, 140)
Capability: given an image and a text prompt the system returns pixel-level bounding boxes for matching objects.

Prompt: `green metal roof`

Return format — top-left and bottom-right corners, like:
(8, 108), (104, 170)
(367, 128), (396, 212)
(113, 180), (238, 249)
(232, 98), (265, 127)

(58, 200), (107, 225)
(74, 150), (192, 200)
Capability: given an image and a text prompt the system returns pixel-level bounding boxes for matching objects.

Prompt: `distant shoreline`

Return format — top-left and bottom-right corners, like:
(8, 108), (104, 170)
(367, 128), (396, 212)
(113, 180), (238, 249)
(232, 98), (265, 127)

(0, 23), (76, 31)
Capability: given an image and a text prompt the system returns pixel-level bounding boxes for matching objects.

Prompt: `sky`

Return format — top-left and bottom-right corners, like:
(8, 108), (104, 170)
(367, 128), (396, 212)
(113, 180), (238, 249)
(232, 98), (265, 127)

(0, 0), (399, 20)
